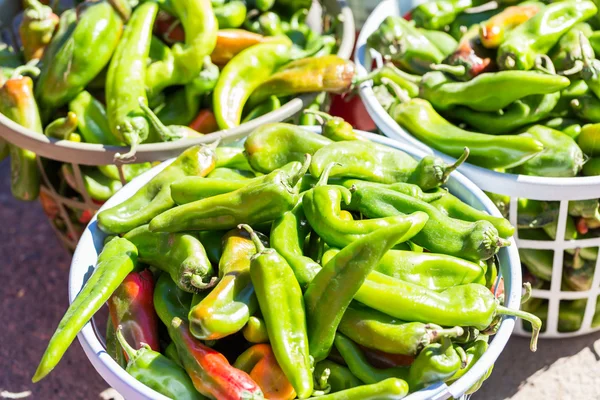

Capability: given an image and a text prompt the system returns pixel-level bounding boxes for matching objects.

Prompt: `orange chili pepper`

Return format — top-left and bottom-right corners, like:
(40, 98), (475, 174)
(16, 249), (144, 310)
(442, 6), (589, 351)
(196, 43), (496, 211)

(189, 109), (219, 133)
(234, 344), (296, 400)
(480, 4), (542, 49)
(20, 0), (59, 61)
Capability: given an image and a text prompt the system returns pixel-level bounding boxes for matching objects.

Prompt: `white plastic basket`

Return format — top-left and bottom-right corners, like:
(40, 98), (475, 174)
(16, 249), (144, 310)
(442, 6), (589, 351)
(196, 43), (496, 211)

(70, 127), (521, 400)
(355, 0), (600, 338)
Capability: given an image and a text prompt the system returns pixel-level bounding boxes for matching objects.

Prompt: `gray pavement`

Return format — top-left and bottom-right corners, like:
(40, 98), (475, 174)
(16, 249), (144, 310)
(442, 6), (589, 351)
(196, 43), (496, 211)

(1, 159), (599, 400)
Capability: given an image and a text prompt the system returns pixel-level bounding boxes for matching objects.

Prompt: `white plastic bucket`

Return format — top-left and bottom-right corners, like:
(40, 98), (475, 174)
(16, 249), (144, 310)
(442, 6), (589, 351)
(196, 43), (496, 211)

(70, 127), (520, 400)
(355, 0), (600, 338)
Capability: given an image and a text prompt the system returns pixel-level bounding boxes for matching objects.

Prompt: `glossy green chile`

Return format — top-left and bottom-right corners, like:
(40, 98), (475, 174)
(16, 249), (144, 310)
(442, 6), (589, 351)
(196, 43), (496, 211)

(304, 218), (429, 362)
(349, 185), (509, 262)
(98, 144), (217, 234)
(115, 328), (201, 400)
(514, 125), (584, 177)
(313, 360), (362, 393)
(340, 180), (445, 203)
(148, 156), (309, 233)
(244, 122), (333, 173)
(312, 378), (409, 399)
(310, 140), (467, 190)
(338, 302), (464, 356)
(498, 1), (597, 70)
(68, 91), (120, 145)
(413, 0), (474, 30)
(408, 338), (464, 391)
(124, 225), (215, 293)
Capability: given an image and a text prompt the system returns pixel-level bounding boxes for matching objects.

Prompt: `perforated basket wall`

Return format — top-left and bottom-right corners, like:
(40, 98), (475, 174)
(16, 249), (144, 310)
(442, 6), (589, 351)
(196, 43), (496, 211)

(355, 0), (600, 338)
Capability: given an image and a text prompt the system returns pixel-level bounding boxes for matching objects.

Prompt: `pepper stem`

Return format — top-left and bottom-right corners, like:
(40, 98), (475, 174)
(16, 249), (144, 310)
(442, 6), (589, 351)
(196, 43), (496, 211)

(303, 109), (334, 123)
(190, 275), (219, 290)
(496, 237), (511, 248)
(317, 162), (340, 187)
(115, 138), (139, 162)
(428, 326), (464, 343)
(115, 325), (137, 363)
(521, 282), (532, 305)
(496, 305), (541, 352)
(560, 60), (584, 76)
(430, 63), (466, 77)
(11, 59), (41, 79)
(290, 153), (312, 188)
(381, 77), (410, 103)
(443, 147), (470, 181)
(454, 346), (468, 369)
(534, 54), (556, 75)
(238, 224), (266, 253)
(313, 367), (331, 395)
(138, 98), (182, 142)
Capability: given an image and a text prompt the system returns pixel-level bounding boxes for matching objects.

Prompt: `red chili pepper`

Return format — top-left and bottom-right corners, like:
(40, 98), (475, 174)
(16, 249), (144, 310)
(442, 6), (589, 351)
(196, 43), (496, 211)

(403, 11), (412, 21)
(493, 277), (505, 299)
(189, 109), (219, 133)
(576, 217), (589, 235)
(39, 190), (59, 219)
(107, 270), (160, 359)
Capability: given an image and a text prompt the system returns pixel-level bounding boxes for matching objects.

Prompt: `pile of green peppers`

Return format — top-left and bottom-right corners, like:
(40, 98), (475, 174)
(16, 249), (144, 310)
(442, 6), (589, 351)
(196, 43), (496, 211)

(365, 0), (600, 334)
(33, 121), (541, 399)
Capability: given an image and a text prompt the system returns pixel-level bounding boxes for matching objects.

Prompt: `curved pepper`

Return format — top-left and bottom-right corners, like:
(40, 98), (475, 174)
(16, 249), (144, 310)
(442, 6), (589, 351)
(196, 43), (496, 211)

(338, 302), (463, 356)
(115, 327), (201, 400)
(244, 123), (333, 173)
(0, 69), (42, 201)
(44, 112), (80, 142)
(349, 184), (509, 261)
(385, 82), (544, 170)
(420, 70), (570, 112)
(149, 155), (309, 233)
(188, 228), (266, 339)
(246, 55), (355, 109)
(243, 316), (270, 344)
(68, 91), (120, 145)
(408, 337), (464, 391)
(480, 3), (542, 49)
(497, 1), (597, 70)
(106, 2), (159, 159)
(304, 216), (428, 362)
(241, 224), (313, 399)
(97, 143), (217, 234)
(33, 237), (138, 382)
(154, 274), (263, 399)
(19, 0), (59, 62)
(412, 0), (473, 30)
(36, 0), (122, 112)
(367, 16), (444, 74)
(514, 125), (584, 177)
(124, 225), (215, 293)
(234, 344), (296, 400)
(213, 38), (292, 129)
(146, 0), (217, 98)
(310, 140), (467, 190)
(108, 270), (159, 360)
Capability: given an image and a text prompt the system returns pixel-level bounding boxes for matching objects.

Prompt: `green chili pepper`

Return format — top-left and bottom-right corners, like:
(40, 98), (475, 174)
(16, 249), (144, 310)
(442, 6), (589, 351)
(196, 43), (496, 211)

(106, 2), (159, 159)
(354, 272), (541, 350)
(367, 16), (444, 74)
(498, 1), (597, 70)
(354, 62), (421, 99)
(550, 23), (594, 75)
(105, 318), (127, 368)
(420, 70), (570, 112)
(165, 342), (182, 366)
(428, 190), (515, 238)
(544, 117), (582, 139)
(247, 0), (275, 12)
(0, 69), (43, 201)
(244, 122), (333, 173)
(589, 30), (600, 54)
(207, 167), (255, 180)
(302, 110), (364, 142)
(61, 165), (122, 202)
(35, 0), (123, 113)
(273, 0), (311, 13)
(313, 360), (362, 393)
(214, 1), (246, 29)
(350, 185), (509, 261)
(153, 274), (264, 399)
(146, 0), (218, 98)
(115, 327), (202, 399)
(338, 302), (463, 357)
(410, 338), (466, 391)
(68, 91), (119, 145)
(341, 180), (445, 203)
(33, 237), (138, 382)
(517, 199), (559, 229)
(324, 246), (485, 291)
(413, 0), (473, 30)
(124, 225), (215, 293)
(97, 163), (153, 183)
(149, 156), (309, 233)
(270, 200), (322, 288)
(513, 125), (584, 177)
(570, 94), (600, 122)
(245, 11), (282, 36)
(310, 140), (468, 190)
(299, 92), (327, 126)
(188, 228), (266, 340)
(311, 378), (409, 399)
(453, 92), (560, 135)
(519, 249), (552, 281)
(384, 81), (544, 170)
(19, 0), (59, 62)
(197, 231), (225, 265)
(304, 216), (429, 362)
(98, 144), (217, 234)
(213, 38), (292, 129)
(243, 316), (270, 344)
(449, 7), (502, 40)
(583, 157), (600, 175)
(576, 123), (600, 157)
(240, 224), (313, 399)
(44, 112), (80, 141)
(418, 29), (458, 58)
(246, 55), (355, 109)
(242, 95), (281, 123)
(215, 147), (253, 170)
